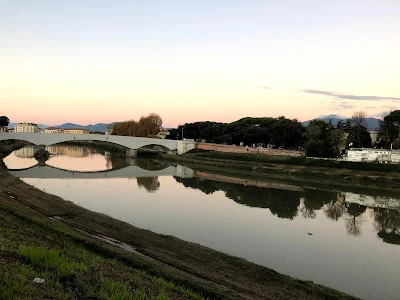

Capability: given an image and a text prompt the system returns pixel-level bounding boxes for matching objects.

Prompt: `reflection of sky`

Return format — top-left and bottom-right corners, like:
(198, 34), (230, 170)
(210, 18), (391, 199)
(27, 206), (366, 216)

(20, 174), (400, 300)
(46, 155), (111, 172)
(3, 153), (37, 169)
(3, 148), (112, 172)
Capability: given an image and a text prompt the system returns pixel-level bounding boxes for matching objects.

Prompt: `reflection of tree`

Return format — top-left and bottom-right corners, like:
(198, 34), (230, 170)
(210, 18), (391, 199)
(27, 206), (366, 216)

(374, 208), (400, 245)
(105, 154), (129, 169)
(300, 189), (337, 219)
(344, 203), (366, 236)
(137, 177), (160, 193)
(324, 200), (346, 221)
(174, 177), (301, 219)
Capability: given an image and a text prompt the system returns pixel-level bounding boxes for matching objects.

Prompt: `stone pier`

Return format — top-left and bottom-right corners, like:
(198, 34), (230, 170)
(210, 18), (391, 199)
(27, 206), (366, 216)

(126, 149), (137, 157)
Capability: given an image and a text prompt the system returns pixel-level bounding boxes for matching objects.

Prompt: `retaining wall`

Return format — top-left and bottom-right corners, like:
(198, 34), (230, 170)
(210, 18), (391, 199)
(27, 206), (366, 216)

(196, 143), (304, 157)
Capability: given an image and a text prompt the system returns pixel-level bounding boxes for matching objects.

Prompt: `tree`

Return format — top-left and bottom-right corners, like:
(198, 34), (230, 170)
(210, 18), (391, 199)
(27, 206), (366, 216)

(380, 110), (400, 143)
(344, 119), (352, 133)
(112, 113), (163, 137)
(0, 116), (10, 128)
(346, 125), (372, 148)
(305, 120), (343, 158)
(352, 111), (367, 127)
(347, 111), (371, 148)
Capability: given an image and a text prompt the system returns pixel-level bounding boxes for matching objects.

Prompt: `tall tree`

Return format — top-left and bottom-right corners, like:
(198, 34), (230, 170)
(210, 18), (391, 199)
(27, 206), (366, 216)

(305, 120), (343, 158)
(380, 110), (400, 143)
(346, 125), (372, 148)
(112, 113), (162, 137)
(347, 111), (371, 148)
(0, 116), (10, 128)
(352, 111), (367, 127)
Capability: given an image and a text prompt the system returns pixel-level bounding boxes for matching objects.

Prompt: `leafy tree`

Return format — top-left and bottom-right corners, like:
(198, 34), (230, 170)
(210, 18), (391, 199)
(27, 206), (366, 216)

(346, 125), (372, 148)
(305, 120), (343, 158)
(344, 119), (352, 133)
(379, 110), (400, 143)
(346, 111), (371, 148)
(112, 113), (162, 137)
(0, 116), (10, 128)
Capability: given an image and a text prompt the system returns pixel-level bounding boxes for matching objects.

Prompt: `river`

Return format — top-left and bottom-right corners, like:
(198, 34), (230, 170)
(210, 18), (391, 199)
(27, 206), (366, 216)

(4, 145), (400, 300)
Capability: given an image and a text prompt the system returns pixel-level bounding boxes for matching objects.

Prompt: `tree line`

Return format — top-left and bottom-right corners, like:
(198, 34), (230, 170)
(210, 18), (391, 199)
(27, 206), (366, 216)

(166, 111), (395, 157)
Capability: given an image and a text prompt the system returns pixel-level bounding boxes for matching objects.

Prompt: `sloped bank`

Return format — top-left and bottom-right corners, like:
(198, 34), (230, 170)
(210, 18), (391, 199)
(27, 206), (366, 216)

(162, 151), (400, 190)
(0, 142), (358, 299)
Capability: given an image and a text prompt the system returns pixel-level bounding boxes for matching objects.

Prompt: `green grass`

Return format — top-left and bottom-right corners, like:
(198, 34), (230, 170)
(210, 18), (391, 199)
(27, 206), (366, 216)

(18, 245), (86, 278)
(0, 210), (210, 300)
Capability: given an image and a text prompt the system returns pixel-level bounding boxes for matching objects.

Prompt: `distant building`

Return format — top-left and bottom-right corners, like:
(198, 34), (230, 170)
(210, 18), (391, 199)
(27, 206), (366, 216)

(156, 128), (170, 139)
(63, 128), (89, 134)
(44, 127), (64, 134)
(369, 130), (381, 145)
(8, 128), (14, 133)
(345, 148), (400, 163)
(105, 128), (113, 135)
(14, 123), (39, 133)
(0, 127), (7, 132)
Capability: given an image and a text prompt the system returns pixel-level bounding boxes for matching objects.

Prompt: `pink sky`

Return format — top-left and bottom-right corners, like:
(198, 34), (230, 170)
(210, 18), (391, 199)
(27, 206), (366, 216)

(1, 1), (399, 128)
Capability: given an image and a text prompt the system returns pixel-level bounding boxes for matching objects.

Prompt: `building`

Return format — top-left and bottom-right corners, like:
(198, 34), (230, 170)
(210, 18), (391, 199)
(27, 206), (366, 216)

(44, 127), (64, 134)
(63, 128), (89, 134)
(14, 123), (39, 133)
(156, 128), (170, 139)
(0, 127), (8, 132)
(105, 128), (113, 135)
(346, 148), (396, 163)
(369, 130), (381, 145)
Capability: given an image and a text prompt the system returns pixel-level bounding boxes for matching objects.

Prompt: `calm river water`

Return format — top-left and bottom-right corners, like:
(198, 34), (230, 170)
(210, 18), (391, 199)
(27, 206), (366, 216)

(4, 146), (400, 300)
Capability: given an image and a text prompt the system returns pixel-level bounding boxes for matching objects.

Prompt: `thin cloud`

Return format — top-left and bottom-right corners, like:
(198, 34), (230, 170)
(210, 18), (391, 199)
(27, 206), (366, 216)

(302, 89), (400, 101)
(260, 86), (270, 90)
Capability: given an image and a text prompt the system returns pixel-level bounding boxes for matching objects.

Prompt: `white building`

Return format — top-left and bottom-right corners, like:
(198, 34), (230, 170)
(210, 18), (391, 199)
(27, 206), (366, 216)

(346, 148), (399, 163)
(14, 123), (39, 133)
(44, 127), (64, 134)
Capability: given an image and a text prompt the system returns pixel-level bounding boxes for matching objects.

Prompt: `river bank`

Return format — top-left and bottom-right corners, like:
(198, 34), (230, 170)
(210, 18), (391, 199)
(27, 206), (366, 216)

(0, 143), (359, 299)
(162, 151), (400, 190)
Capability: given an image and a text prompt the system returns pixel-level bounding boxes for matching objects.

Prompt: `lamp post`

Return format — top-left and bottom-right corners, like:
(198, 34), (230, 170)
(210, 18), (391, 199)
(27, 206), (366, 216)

(181, 126), (184, 141)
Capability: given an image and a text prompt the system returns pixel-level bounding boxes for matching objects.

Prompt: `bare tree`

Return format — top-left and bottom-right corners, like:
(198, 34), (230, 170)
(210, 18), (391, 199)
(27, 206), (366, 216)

(352, 111), (367, 127)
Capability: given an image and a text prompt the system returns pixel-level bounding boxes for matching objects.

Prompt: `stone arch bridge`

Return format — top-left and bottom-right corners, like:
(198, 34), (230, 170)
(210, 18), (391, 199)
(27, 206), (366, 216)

(0, 133), (196, 157)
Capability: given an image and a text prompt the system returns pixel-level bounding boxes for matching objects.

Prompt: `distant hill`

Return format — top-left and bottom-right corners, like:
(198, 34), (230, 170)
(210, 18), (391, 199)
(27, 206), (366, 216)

(301, 115), (380, 130)
(7, 122), (118, 132)
(56, 122), (118, 133)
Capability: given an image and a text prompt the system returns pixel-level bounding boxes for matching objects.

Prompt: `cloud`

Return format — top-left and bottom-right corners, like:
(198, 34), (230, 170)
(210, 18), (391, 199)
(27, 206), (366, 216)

(302, 89), (400, 101)
(260, 86), (270, 90)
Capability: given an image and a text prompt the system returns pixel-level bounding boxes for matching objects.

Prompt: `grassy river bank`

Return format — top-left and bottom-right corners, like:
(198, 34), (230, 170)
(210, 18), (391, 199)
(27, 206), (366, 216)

(0, 141), (360, 299)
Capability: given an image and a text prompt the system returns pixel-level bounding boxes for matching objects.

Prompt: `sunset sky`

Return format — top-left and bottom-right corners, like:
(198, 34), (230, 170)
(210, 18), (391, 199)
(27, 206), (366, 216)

(1, 0), (399, 128)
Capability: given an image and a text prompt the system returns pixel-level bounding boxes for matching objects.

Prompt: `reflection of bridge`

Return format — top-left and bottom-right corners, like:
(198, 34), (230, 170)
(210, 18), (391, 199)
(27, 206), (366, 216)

(9, 164), (195, 179)
(0, 133), (196, 157)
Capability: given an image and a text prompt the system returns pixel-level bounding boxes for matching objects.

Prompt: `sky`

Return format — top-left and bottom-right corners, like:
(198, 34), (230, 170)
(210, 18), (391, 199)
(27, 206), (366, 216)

(1, 0), (399, 128)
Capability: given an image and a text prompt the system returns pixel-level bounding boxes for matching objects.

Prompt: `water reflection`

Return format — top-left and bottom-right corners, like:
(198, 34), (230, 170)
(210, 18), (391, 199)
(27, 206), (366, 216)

(4, 147), (400, 299)
(174, 175), (400, 245)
